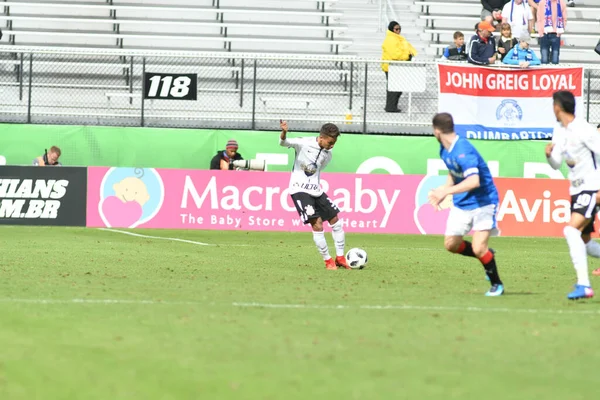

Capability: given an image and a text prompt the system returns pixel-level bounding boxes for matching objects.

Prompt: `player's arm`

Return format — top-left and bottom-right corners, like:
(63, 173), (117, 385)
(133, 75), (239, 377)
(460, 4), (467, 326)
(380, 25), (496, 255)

(279, 120), (300, 149)
(279, 119), (288, 142)
(451, 149), (482, 194)
(545, 142), (563, 170)
(443, 174), (480, 196)
(429, 173), (479, 208)
(429, 173), (480, 208)
(429, 149), (482, 206)
(430, 155), (479, 207)
(545, 127), (564, 169)
(33, 156), (45, 166)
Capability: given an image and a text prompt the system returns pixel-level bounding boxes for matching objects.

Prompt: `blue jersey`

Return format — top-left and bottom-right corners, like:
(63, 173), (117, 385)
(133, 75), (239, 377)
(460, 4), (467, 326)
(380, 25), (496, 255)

(440, 136), (499, 210)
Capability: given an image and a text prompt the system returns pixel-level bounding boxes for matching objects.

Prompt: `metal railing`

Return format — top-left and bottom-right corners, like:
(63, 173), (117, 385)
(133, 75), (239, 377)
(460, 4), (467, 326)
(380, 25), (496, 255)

(0, 46), (599, 135)
(376, 0), (398, 33)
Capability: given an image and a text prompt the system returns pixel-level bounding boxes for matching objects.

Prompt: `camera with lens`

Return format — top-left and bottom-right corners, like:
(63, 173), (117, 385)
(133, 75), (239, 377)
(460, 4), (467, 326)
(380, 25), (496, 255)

(232, 159), (266, 171)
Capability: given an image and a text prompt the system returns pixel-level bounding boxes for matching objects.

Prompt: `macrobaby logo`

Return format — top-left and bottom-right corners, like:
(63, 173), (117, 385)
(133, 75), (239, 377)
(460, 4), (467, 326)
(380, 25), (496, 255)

(98, 168), (165, 228)
(413, 175), (451, 235)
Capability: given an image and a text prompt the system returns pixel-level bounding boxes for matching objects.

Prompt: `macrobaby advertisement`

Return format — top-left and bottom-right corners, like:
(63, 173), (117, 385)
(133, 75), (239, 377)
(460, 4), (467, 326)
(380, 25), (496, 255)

(86, 167), (579, 238)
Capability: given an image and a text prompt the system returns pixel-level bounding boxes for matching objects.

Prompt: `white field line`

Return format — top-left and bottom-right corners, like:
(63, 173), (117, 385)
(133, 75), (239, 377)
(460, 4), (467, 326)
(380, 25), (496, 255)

(98, 228), (256, 247)
(95, 231), (568, 253)
(0, 298), (196, 305)
(98, 228), (213, 246)
(97, 228), (440, 251)
(0, 297), (597, 316)
(232, 302), (600, 316)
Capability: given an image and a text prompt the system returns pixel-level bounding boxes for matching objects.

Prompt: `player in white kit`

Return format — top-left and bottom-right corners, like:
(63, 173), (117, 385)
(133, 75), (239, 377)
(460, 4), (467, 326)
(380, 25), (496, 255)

(546, 91), (600, 300)
(279, 120), (350, 270)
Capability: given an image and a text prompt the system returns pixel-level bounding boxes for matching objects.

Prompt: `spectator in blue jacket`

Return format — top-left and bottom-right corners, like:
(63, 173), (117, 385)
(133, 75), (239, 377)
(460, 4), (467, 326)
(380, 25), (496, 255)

(468, 21), (497, 65)
(502, 32), (541, 67)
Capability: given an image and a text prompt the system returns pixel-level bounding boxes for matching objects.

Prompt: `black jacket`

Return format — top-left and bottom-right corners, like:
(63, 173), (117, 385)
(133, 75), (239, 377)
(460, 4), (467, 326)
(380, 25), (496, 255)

(447, 44), (467, 61)
(468, 34), (497, 65)
(481, 0), (510, 12)
(497, 37), (518, 61)
(209, 150), (243, 170)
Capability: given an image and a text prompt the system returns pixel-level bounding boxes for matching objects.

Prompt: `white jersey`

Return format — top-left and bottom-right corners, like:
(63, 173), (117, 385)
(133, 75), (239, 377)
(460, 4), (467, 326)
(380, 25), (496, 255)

(548, 117), (600, 195)
(279, 136), (332, 197)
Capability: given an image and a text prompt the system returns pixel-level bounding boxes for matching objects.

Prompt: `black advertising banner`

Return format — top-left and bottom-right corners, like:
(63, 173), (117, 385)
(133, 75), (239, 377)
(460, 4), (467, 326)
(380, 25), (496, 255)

(0, 166), (87, 226)
(143, 72), (198, 100)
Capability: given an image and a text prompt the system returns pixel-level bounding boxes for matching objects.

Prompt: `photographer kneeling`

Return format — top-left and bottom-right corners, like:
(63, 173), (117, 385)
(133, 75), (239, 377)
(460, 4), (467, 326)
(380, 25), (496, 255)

(33, 146), (62, 166)
(210, 139), (244, 170)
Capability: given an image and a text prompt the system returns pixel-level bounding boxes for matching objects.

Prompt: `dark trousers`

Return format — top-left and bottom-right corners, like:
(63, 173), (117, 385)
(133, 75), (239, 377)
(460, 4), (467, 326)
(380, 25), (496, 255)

(540, 33), (561, 64)
(384, 72), (402, 111)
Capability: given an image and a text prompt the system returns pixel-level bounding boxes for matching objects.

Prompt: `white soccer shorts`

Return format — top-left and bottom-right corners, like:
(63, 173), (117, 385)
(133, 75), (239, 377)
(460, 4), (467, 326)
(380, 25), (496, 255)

(444, 204), (500, 237)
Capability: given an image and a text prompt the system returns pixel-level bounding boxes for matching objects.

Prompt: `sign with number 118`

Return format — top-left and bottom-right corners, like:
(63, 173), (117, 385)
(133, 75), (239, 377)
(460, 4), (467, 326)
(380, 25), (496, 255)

(143, 72), (198, 100)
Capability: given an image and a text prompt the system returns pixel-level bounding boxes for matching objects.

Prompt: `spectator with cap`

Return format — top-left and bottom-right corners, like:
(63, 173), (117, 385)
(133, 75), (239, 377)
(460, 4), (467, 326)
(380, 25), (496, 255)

(210, 139), (244, 170)
(467, 21), (498, 65)
(502, 32), (541, 67)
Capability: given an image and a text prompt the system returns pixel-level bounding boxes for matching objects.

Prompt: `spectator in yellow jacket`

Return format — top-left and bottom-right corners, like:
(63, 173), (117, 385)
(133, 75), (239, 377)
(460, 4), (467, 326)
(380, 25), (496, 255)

(381, 21), (417, 112)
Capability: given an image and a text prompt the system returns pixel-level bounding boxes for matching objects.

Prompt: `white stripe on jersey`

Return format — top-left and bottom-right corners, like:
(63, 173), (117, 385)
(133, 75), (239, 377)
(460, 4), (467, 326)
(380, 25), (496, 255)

(279, 136), (332, 197)
(549, 117), (600, 195)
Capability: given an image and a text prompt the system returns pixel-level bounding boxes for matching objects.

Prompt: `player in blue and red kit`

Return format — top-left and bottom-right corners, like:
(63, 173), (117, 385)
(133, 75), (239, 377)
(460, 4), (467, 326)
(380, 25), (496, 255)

(428, 112), (504, 296)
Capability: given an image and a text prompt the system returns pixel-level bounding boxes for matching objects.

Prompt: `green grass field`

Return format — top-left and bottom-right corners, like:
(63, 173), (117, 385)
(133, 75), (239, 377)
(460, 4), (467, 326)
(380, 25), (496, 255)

(1, 226), (599, 400)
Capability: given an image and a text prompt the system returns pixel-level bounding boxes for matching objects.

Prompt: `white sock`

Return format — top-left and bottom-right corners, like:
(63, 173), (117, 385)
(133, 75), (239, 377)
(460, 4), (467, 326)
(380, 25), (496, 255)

(586, 240), (600, 258)
(312, 231), (331, 261)
(564, 226), (590, 287)
(330, 220), (346, 257)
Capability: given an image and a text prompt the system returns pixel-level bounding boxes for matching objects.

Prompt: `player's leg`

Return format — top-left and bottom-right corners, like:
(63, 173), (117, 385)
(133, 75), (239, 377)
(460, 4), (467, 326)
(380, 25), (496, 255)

(443, 207), (475, 257)
(309, 217), (336, 270)
(565, 215), (594, 298)
(582, 233), (600, 255)
(317, 193), (351, 269)
(291, 193), (335, 269)
(472, 204), (504, 296)
(586, 194), (600, 274)
(565, 191), (596, 299)
(587, 230), (600, 276)
(471, 230), (503, 296)
(581, 227), (600, 276)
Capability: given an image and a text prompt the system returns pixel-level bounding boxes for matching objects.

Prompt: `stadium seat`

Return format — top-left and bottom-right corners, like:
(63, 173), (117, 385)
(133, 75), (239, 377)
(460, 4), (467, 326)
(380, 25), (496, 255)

(0, 0), (352, 55)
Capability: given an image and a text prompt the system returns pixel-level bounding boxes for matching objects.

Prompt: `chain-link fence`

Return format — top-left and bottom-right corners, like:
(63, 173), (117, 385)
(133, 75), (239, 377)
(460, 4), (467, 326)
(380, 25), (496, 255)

(0, 47), (599, 134)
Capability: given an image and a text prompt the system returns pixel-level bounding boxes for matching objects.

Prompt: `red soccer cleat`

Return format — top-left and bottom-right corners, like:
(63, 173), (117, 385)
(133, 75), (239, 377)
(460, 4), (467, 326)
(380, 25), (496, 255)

(325, 258), (338, 270)
(335, 255), (352, 270)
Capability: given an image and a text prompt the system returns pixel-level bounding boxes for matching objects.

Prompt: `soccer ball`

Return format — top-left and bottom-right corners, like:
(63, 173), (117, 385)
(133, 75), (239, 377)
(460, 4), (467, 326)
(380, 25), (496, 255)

(345, 248), (368, 269)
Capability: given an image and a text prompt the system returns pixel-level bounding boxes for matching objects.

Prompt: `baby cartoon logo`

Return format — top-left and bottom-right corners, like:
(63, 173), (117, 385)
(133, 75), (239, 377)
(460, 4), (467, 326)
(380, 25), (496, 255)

(413, 175), (453, 235)
(98, 168), (165, 228)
